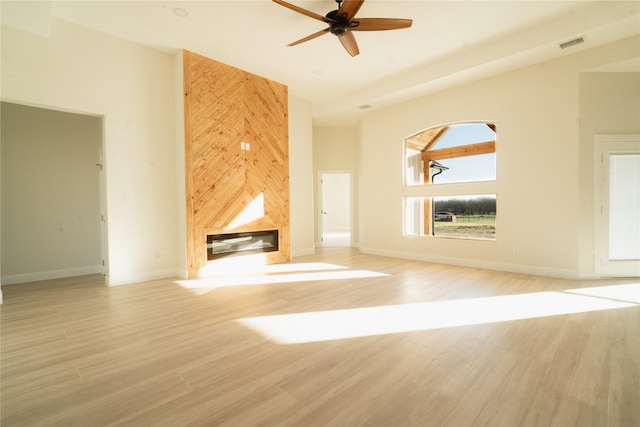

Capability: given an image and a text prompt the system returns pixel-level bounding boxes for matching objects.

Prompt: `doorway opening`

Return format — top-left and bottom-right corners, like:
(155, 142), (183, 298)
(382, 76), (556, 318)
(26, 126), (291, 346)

(318, 171), (352, 247)
(0, 102), (107, 285)
(594, 134), (640, 277)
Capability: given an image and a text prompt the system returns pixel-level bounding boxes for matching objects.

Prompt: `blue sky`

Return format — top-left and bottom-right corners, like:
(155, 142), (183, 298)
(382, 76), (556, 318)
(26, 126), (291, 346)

(430, 123), (496, 184)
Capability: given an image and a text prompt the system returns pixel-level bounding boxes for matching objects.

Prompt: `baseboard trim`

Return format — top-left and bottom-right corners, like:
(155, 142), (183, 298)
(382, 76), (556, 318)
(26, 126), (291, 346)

(292, 248), (315, 258)
(1, 265), (104, 285)
(106, 268), (184, 287)
(359, 246), (580, 279)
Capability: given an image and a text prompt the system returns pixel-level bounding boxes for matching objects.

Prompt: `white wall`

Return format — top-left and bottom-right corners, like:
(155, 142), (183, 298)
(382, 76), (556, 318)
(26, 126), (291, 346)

(1, 19), (180, 285)
(578, 72), (640, 276)
(358, 36), (640, 278)
(288, 95), (315, 257)
(173, 50), (188, 279)
(1, 102), (102, 284)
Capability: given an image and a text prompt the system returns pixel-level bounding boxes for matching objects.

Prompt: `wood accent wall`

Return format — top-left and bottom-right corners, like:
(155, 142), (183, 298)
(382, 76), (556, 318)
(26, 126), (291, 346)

(183, 50), (290, 277)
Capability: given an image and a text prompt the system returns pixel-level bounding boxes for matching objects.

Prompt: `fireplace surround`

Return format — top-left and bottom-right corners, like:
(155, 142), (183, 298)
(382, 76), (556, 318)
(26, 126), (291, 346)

(183, 50), (290, 276)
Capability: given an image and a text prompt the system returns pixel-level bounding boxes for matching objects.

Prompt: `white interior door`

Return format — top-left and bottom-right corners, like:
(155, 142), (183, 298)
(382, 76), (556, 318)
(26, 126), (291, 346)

(595, 135), (640, 277)
(319, 172), (352, 247)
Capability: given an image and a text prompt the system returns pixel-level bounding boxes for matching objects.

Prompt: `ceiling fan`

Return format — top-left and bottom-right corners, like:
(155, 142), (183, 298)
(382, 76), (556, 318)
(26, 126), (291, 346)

(273, 0), (413, 57)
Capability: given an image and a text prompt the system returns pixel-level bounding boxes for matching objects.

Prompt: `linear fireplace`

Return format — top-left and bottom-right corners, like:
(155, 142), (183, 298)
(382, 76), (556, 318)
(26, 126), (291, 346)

(206, 230), (279, 260)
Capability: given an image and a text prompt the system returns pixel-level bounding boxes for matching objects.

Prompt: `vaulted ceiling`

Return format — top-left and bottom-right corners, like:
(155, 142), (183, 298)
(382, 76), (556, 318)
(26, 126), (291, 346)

(2, 1), (639, 125)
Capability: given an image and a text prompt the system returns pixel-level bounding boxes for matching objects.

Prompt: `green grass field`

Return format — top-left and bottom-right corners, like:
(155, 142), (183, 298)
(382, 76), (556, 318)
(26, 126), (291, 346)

(434, 215), (496, 239)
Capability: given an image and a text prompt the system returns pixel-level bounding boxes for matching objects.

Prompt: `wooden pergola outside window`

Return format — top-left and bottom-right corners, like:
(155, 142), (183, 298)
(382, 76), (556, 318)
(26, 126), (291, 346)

(405, 123), (496, 235)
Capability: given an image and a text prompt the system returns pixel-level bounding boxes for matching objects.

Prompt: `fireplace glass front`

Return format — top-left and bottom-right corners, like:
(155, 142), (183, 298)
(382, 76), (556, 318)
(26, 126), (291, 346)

(206, 230), (279, 260)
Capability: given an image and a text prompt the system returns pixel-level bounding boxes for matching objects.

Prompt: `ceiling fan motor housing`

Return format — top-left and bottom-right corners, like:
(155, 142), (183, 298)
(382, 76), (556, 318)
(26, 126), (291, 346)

(330, 23), (350, 36)
(326, 10), (350, 36)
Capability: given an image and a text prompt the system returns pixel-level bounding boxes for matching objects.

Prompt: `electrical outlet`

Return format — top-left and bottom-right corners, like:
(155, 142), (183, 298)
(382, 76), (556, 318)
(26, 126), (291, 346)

(513, 247), (520, 255)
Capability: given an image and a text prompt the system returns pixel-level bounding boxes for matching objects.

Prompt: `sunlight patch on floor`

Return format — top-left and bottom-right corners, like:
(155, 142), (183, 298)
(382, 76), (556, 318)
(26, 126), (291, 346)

(175, 259), (388, 295)
(237, 288), (638, 344)
(200, 258), (348, 278)
(198, 252), (270, 277)
(565, 282), (640, 303)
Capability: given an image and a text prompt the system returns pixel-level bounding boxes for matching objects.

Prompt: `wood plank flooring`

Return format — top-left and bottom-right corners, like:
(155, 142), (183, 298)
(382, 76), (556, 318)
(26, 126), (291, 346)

(1, 248), (638, 426)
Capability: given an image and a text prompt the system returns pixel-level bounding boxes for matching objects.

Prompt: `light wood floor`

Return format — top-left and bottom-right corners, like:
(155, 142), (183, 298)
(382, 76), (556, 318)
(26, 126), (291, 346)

(1, 248), (638, 426)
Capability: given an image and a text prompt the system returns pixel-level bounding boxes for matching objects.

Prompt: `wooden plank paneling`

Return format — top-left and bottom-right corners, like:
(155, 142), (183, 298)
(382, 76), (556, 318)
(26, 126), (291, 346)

(406, 126), (450, 152)
(183, 50), (290, 277)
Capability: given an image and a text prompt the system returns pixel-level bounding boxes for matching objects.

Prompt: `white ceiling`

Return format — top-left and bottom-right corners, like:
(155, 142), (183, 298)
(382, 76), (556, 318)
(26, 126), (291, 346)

(2, 1), (639, 125)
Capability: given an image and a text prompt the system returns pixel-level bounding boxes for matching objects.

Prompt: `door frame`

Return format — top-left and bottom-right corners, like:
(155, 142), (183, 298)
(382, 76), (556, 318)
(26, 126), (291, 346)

(317, 170), (354, 247)
(98, 132), (108, 276)
(594, 134), (640, 277)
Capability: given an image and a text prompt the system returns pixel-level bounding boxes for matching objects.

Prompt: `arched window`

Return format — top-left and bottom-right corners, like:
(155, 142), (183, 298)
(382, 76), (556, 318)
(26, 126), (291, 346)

(404, 122), (497, 240)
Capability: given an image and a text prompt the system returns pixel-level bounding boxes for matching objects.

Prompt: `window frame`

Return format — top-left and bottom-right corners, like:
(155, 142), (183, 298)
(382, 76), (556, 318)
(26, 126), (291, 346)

(402, 121), (498, 240)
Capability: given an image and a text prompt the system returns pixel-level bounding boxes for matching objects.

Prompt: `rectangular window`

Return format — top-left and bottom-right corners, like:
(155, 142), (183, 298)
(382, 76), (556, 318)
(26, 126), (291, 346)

(405, 196), (496, 240)
(434, 195), (496, 239)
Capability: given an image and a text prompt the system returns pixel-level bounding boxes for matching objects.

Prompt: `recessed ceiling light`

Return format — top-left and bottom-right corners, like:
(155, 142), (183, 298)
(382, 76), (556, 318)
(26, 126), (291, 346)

(358, 104), (372, 110)
(173, 7), (188, 17)
(313, 69), (323, 75)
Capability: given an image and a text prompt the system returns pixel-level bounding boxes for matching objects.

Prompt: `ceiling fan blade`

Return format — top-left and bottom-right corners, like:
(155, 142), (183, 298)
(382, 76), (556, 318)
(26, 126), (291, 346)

(351, 18), (413, 31)
(272, 0), (331, 23)
(288, 28), (331, 46)
(339, 31), (360, 57)
(338, 0), (364, 21)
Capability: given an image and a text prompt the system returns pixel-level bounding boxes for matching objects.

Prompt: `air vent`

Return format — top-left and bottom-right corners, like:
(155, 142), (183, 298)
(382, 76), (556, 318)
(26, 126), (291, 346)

(559, 36), (585, 50)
